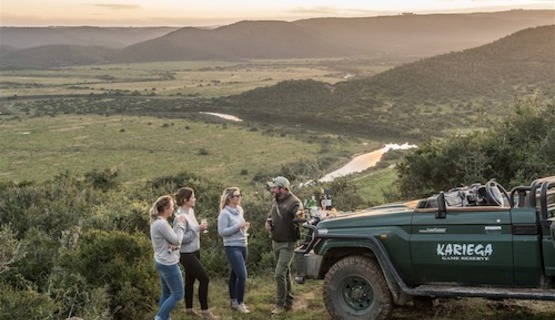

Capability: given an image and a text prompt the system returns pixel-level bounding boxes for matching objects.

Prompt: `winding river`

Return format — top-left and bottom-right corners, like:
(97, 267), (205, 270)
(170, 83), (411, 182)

(200, 112), (416, 182)
(319, 143), (416, 182)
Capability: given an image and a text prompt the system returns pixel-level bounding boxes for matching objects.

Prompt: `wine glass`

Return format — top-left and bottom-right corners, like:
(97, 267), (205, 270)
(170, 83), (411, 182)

(242, 222), (250, 237)
(200, 218), (209, 234)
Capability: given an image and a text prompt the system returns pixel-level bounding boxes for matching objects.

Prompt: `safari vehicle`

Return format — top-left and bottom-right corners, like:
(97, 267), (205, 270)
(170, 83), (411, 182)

(296, 176), (555, 320)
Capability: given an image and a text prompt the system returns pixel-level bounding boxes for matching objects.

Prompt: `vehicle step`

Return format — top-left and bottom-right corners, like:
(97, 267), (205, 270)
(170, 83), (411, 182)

(411, 285), (555, 301)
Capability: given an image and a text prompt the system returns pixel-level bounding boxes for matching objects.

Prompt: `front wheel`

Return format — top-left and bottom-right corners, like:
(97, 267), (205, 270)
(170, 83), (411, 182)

(323, 256), (393, 320)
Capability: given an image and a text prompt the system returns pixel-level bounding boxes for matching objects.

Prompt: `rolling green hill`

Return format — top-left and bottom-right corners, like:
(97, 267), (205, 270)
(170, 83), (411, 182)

(218, 25), (555, 139)
(340, 25), (555, 104)
(2, 25), (552, 141)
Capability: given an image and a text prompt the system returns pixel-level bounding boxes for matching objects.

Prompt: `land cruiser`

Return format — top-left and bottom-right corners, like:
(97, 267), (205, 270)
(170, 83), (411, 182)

(296, 176), (555, 319)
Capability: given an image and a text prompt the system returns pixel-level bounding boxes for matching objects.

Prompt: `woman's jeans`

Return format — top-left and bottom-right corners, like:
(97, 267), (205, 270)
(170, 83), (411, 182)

(155, 261), (184, 320)
(224, 246), (248, 303)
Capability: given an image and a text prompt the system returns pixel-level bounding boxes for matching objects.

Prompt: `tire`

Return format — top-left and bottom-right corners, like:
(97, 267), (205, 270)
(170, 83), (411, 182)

(323, 256), (393, 320)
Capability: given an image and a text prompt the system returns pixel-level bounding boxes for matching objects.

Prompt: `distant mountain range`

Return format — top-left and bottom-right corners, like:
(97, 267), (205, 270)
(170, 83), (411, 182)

(0, 10), (553, 69)
(0, 26), (178, 49)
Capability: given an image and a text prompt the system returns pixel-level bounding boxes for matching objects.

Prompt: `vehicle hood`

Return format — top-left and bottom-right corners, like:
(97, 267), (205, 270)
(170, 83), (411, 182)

(317, 203), (414, 229)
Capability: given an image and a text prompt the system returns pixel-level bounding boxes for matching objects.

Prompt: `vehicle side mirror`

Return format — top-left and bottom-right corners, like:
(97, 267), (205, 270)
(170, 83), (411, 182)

(436, 191), (447, 219)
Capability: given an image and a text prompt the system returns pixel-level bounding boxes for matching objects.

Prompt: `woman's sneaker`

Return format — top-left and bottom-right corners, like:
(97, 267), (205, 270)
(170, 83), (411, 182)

(185, 308), (200, 317)
(236, 303), (251, 314)
(200, 310), (220, 320)
(230, 300), (239, 310)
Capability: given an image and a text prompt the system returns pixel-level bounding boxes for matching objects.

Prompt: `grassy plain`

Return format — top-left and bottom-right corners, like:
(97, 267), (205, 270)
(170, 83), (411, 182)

(0, 113), (377, 187)
(352, 168), (398, 204)
(0, 58), (391, 187)
(0, 59), (394, 98)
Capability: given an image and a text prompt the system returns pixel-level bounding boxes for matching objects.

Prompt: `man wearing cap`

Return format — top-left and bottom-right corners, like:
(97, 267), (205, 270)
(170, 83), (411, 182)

(265, 176), (303, 315)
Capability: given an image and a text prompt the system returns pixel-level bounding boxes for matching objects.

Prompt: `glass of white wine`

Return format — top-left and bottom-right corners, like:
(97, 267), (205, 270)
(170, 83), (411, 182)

(242, 222), (250, 237)
(200, 218), (209, 234)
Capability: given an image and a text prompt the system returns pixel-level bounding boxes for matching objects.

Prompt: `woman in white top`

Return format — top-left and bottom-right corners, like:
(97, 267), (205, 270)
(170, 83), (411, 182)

(173, 187), (219, 320)
(149, 195), (186, 320)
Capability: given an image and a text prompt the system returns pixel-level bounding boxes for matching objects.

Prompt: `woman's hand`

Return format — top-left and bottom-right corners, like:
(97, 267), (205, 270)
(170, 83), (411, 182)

(176, 215), (186, 224)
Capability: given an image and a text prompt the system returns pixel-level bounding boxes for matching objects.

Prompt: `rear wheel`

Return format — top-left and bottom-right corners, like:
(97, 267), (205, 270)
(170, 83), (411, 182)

(323, 256), (393, 320)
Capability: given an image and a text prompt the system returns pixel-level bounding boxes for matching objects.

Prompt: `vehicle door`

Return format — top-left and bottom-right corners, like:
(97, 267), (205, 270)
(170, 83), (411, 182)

(410, 205), (513, 286)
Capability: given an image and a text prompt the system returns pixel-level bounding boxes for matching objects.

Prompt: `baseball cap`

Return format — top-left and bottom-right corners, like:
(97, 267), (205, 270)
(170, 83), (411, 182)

(267, 176), (291, 189)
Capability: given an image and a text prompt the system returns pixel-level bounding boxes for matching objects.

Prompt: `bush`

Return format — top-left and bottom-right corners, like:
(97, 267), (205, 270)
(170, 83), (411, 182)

(396, 100), (555, 198)
(59, 230), (157, 320)
(10, 228), (57, 290)
(84, 168), (120, 191)
(0, 283), (58, 319)
(0, 169), (373, 320)
(0, 224), (26, 275)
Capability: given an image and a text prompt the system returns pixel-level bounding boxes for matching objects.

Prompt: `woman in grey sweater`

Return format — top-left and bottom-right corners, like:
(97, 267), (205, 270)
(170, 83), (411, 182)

(149, 195), (186, 320)
(217, 187), (251, 314)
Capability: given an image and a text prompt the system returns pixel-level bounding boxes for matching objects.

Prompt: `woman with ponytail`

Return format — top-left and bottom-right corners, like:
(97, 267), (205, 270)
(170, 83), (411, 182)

(149, 195), (186, 320)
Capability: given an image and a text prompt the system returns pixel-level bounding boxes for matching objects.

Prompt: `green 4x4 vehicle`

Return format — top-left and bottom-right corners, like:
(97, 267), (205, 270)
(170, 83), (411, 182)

(296, 176), (555, 320)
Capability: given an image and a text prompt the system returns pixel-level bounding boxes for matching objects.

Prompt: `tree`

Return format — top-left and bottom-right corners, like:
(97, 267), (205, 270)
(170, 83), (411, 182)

(396, 99), (555, 198)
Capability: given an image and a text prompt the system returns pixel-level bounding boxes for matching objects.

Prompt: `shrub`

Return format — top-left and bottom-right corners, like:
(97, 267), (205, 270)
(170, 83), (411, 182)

(10, 228), (57, 290)
(0, 224), (26, 275)
(59, 230), (157, 320)
(0, 283), (58, 319)
(84, 168), (120, 191)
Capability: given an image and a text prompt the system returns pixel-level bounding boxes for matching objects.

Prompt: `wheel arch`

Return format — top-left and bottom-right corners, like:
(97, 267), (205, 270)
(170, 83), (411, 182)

(317, 237), (410, 305)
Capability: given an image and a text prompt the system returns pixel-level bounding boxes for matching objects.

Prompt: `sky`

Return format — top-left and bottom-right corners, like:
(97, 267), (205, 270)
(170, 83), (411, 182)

(1, 0), (553, 27)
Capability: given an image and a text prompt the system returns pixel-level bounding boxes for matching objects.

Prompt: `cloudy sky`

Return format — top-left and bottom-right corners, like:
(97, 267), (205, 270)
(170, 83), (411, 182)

(1, 0), (553, 26)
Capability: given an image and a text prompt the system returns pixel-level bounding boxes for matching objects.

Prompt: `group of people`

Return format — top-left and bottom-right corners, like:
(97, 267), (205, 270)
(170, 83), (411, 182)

(148, 176), (302, 320)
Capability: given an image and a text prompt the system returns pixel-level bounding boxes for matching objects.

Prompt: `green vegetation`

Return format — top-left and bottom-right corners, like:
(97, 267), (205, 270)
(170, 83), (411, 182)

(1, 24), (554, 319)
(345, 25), (555, 108)
(396, 99), (555, 198)
(0, 59), (391, 98)
(351, 168), (398, 204)
(0, 164), (373, 320)
(220, 26), (555, 139)
(0, 113), (379, 186)
(3, 26), (552, 142)
(1, 168), (553, 319)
